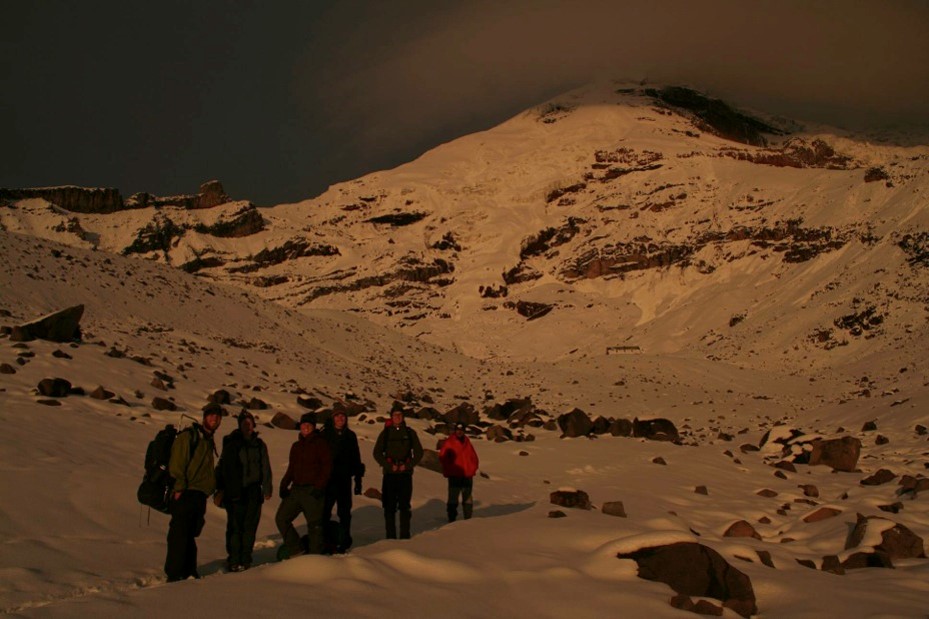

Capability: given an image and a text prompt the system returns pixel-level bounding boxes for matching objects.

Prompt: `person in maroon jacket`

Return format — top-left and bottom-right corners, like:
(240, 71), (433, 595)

(275, 412), (332, 558)
(438, 423), (480, 522)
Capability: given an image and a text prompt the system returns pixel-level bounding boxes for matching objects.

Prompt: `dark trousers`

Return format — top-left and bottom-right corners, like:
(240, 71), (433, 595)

(276, 485), (325, 555)
(446, 476), (474, 522)
(224, 484), (263, 567)
(381, 473), (413, 539)
(324, 477), (353, 550)
(165, 490), (207, 581)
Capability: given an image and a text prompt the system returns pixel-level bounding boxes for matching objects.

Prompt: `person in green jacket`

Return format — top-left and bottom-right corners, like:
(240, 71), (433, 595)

(373, 409), (423, 539)
(164, 404), (222, 582)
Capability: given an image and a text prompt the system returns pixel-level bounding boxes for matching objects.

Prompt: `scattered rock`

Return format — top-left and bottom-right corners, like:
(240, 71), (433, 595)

(878, 502), (904, 514)
(756, 489), (778, 498)
(845, 513), (926, 560)
(52, 349), (72, 359)
(773, 461), (797, 473)
(37, 399), (62, 406)
(820, 555), (845, 575)
(807, 436), (861, 472)
(270, 412), (298, 430)
(633, 417), (680, 442)
(618, 541), (757, 618)
(652, 456), (667, 465)
(803, 507), (842, 523)
(37, 378), (72, 398)
(151, 397), (177, 411)
(695, 486), (709, 495)
(363, 487), (382, 500)
(486, 424), (513, 442)
(602, 501), (627, 518)
(90, 386), (115, 400)
(550, 489), (591, 510)
(755, 550), (774, 568)
(209, 389), (233, 405)
(724, 520), (761, 540)
(419, 449), (442, 473)
(860, 469), (897, 486)
(841, 551), (894, 570)
(548, 510), (567, 518)
(297, 395), (324, 410)
(0, 363), (16, 374)
(151, 378), (168, 391)
(11, 305), (84, 342)
(739, 443), (759, 454)
(798, 484), (819, 498)
(875, 435), (889, 445)
(245, 397), (268, 410)
(557, 408), (593, 438)
(861, 420), (877, 432)
(609, 418), (633, 437)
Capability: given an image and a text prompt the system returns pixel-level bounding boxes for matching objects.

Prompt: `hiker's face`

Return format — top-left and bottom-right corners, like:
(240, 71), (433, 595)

(240, 417), (255, 437)
(391, 411), (403, 426)
(300, 422), (315, 437)
(334, 414), (346, 430)
(204, 413), (221, 433)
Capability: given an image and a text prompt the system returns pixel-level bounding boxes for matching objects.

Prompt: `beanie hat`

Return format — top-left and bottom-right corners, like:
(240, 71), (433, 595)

(202, 402), (224, 418)
(238, 410), (256, 426)
(300, 412), (317, 426)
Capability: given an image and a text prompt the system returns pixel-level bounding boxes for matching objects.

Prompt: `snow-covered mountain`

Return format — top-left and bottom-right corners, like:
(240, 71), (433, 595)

(1, 83), (927, 618)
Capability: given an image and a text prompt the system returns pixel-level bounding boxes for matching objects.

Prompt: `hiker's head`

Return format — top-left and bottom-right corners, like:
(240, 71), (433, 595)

(202, 403), (223, 433)
(390, 409), (404, 427)
(333, 410), (347, 430)
(299, 412), (317, 436)
(238, 411), (256, 436)
(454, 422), (466, 437)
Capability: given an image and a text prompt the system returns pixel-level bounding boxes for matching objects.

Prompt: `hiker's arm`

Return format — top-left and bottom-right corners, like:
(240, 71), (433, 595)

(168, 431), (190, 496)
(410, 431), (424, 468)
(261, 442), (273, 499)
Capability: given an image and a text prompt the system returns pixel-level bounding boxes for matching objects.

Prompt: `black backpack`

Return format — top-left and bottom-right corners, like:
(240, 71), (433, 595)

(137, 424), (197, 514)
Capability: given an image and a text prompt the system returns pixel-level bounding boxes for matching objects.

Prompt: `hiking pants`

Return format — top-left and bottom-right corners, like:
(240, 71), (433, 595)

(276, 485), (325, 555)
(446, 476), (474, 522)
(324, 477), (353, 549)
(225, 484), (263, 567)
(165, 490), (207, 581)
(381, 473), (413, 539)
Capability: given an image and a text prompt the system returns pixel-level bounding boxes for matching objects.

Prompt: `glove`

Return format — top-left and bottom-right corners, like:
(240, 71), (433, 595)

(354, 477), (362, 495)
(279, 485), (291, 500)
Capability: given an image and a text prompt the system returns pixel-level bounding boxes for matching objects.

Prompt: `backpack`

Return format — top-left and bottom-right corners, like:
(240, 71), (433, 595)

(137, 424), (197, 514)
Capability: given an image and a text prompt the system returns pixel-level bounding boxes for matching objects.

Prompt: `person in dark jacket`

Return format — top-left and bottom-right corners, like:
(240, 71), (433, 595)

(439, 422), (480, 522)
(276, 412), (332, 558)
(215, 411), (272, 571)
(373, 409), (423, 539)
(164, 404), (222, 582)
(322, 409), (365, 553)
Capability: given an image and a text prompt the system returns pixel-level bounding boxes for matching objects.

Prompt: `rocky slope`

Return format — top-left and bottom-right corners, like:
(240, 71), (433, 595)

(2, 84), (927, 374)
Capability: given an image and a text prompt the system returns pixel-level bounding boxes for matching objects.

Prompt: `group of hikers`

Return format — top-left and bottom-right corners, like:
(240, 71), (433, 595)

(163, 404), (479, 582)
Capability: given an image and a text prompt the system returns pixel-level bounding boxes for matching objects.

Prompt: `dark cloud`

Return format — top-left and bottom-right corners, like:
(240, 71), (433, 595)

(2, 1), (927, 205)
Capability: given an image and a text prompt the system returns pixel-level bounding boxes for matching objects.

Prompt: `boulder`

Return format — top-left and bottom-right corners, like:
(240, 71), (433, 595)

(558, 408), (593, 438)
(0, 363), (15, 374)
(297, 395), (323, 410)
(270, 412), (298, 430)
(861, 469), (897, 486)
(246, 397), (269, 410)
(208, 389), (233, 405)
(550, 489), (591, 510)
(37, 378), (72, 397)
(845, 513), (925, 560)
(151, 397), (177, 411)
(11, 305), (84, 342)
(602, 501), (627, 518)
(807, 436), (861, 472)
(444, 402), (479, 426)
(609, 418), (633, 437)
(591, 416), (612, 435)
(90, 386), (115, 400)
(484, 397), (533, 422)
(841, 551), (894, 570)
(419, 449), (443, 473)
(618, 542), (757, 618)
(724, 520), (761, 540)
(633, 417), (680, 442)
(485, 424), (513, 442)
(803, 507), (842, 523)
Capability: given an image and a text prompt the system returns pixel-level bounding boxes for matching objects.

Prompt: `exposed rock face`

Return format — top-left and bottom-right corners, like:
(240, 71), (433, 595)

(11, 305), (84, 342)
(618, 542), (757, 618)
(0, 186), (123, 213)
(807, 436), (861, 472)
(197, 180), (229, 209)
(194, 204), (264, 238)
(125, 180), (230, 210)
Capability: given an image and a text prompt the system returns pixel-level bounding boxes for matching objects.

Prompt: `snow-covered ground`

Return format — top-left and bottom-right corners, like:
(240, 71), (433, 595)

(1, 227), (927, 618)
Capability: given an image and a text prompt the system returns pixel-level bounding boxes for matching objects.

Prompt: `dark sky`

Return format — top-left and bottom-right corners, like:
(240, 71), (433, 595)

(3, 1), (928, 206)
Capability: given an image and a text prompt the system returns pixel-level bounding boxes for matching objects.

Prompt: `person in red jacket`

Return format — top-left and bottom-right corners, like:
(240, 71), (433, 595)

(438, 423), (479, 522)
(275, 413), (332, 558)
